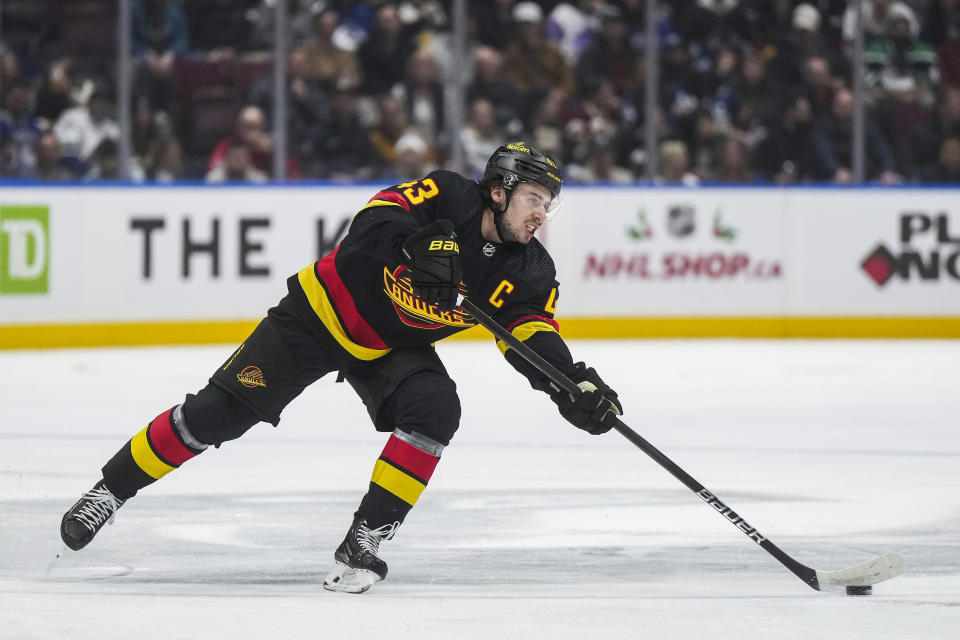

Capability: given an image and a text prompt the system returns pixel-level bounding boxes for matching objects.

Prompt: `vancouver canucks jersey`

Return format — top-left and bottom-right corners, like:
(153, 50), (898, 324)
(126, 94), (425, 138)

(287, 169), (573, 390)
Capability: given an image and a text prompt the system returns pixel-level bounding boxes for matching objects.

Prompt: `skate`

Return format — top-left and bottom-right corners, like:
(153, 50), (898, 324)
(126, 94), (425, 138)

(322, 516), (399, 594)
(60, 480), (126, 551)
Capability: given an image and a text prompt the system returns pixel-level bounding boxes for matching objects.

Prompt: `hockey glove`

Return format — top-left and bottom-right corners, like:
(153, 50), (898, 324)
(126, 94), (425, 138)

(402, 220), (463, 312)
(550, 362), (622, 435)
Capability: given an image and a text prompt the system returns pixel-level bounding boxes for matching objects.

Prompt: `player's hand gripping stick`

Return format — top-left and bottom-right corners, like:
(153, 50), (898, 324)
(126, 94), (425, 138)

(550, 362), (622, 435)
(403, 220), (463, 312)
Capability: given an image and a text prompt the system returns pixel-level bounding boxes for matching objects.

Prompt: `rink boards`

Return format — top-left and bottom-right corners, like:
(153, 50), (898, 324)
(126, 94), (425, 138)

(0, 183), (958, 347)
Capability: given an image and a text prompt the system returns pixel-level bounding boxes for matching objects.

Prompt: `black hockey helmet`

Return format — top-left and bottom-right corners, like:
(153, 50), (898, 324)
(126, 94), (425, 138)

(483, 141), (563, 218)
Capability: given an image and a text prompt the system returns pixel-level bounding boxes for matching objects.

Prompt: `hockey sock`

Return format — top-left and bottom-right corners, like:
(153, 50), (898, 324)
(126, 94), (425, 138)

(101, 405), (207, 499)
(356, 429), (442, 529)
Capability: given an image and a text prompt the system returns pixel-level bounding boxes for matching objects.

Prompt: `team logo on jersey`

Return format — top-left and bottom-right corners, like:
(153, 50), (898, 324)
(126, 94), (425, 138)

(482, 242), (497, 257)
(237, 366), (266, 388)
(383, 266), (475, 329)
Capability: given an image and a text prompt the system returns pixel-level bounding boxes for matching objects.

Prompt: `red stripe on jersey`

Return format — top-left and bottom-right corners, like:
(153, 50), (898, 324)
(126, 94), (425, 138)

(147, 408), (198, 466)
(506, 315), (560, 333)
(315, 247), (389, 350)
(368, 190), (410, 211)
(381, 434), (440, 482)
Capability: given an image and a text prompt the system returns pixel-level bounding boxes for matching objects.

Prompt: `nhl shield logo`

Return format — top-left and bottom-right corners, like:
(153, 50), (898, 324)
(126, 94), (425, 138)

(667, 205), (696, 238)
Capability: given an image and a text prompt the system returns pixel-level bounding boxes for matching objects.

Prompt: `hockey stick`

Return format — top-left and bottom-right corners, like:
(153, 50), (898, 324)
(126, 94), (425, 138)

(459, 297), (903, 592)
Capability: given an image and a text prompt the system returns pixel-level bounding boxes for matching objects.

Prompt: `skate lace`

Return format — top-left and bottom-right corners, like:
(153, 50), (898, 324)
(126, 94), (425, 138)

(73, 486), (123, 532)
(356, 521), (400, 555)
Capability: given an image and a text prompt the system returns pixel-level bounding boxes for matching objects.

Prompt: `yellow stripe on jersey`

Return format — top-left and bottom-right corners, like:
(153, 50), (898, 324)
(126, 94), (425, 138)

(297, 266), (392, 361)
(130, 426), (175, 480)
(371, 459), (427, 506)
(496, 320), (559, 355)
(363, 199), (405, 209)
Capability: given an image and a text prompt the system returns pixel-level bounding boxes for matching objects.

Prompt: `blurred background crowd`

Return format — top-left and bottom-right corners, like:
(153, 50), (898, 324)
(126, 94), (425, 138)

(1, 0), (959, 185)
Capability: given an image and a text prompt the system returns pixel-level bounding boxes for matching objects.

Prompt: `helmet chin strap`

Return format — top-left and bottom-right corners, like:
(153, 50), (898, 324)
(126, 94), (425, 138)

(493, 186), (516, 245)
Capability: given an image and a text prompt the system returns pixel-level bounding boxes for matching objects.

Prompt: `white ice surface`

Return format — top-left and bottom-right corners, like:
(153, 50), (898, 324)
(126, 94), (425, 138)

(1, 339), (958, 639)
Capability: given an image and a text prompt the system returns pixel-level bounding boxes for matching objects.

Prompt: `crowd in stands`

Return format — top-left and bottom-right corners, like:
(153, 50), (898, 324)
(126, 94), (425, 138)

(2, 0), (960, 184)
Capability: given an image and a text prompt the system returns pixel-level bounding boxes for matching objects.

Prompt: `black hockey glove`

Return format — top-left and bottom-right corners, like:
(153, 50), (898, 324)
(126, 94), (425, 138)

(550, 362), (622, 435)
(402, 220), (463, 312)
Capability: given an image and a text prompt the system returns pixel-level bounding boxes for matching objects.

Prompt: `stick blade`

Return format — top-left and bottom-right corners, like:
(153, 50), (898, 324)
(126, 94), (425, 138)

(815, 551), (904, 590)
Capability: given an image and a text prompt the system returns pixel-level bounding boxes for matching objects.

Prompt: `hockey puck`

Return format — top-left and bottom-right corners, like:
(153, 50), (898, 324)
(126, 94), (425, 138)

(845, 585), (872, 596)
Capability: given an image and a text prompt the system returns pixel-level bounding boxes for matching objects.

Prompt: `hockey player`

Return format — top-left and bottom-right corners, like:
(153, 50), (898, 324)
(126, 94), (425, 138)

(60, 142), (623, 593)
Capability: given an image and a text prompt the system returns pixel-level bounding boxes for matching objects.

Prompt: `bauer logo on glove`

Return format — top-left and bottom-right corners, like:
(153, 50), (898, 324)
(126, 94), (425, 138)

(402, 220), (464, 312)
(427, 239), (459, 253)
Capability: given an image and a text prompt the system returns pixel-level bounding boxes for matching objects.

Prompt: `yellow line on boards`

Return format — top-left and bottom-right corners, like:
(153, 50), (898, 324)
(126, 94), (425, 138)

(0, 321), (259, 349)
(0, 316), (958, 350)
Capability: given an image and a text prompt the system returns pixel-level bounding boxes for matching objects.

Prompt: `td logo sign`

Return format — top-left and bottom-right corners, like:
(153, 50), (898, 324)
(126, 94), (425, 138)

(0, 205), (50, 295)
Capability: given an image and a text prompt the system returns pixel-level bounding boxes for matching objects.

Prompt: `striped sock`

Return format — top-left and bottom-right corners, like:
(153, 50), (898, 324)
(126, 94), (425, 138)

(102, 406), (206, 499)
(357, 431), (441, 528)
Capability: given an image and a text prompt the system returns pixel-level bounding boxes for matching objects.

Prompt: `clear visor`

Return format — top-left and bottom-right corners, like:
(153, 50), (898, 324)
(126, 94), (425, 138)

(508, 174), (563, 220)
(544, 192), (564, 220)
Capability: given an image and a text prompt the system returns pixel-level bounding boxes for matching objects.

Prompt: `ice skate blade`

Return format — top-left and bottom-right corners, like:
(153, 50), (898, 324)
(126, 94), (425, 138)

(322, 562), (380, 594)
(47, 544), (133, 579)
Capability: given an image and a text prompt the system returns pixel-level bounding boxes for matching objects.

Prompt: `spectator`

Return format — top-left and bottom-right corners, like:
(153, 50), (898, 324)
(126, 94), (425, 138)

(302, 7), (363, 93)
(682, 108), (722, 180)
(387, 131), (435, 181)
(909, 85), (960, 176)
(674, 0), (754, 55)
(207, 105), (299, 179)
(145, 134), (185, 182)
(1, 49), (22, 91)
(713, 136), (758, 183)
(575, 5), (634, 96)
(864, 3), (939, 104)
(657, 139), (699, 185)
(562, 79), (624, 168)
(921, 135), (960, 182)
(919, 0), (960, 88)
(529, 88), (568, 163)
(131, 0), (190, 112)
(0, 82), (43, 178)
(466, 46), (524, 135)
(702, 43), (740, 134)
(396, 48), (446, 145)
(359, 2), (417, 96)
(459, 98), (502, 177)
(369, 93), (412, 171)
(567, 138), (634, 183)
(53, 87), (120, 177)
(502, 2), (575, 128)
(205, 139), (268, 183)
(85, 138), (147, 182)
(802, 56), (837, 118)
(132, 96), (165, 163)
(85, 138), (120, 181)
(842, 0), (906, 44)
(247, 49), (320, 177)
(471, 0), (520, 51)
(730, 51), (777, 150)
(755, 94), (818, 183)
(936, 14), (960, 89)
(659, 29), (706, 128)
(30, 132), (71, 181)
(811, 87), (898, 183)
(307, 88), (376, 180)
(545, 0), (604, 64)
(397, 0), (448, 36)
(34, 61), (75, 125)
(771, 3), (820, 85)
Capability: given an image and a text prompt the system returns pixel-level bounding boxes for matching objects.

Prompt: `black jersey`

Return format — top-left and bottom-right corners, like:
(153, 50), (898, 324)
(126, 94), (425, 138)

(288, 170), (573, 388)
